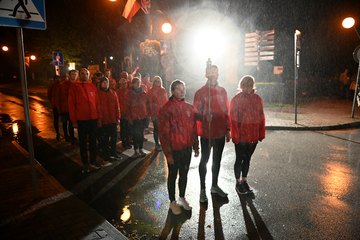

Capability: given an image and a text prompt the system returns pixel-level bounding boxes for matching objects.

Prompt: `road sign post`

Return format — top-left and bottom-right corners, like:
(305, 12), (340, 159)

(0, 0), (46, 200)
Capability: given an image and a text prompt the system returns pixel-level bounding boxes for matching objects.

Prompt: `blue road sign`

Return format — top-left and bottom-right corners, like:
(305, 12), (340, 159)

(53, 51), (64, 66)
(0, 0), (46, 30)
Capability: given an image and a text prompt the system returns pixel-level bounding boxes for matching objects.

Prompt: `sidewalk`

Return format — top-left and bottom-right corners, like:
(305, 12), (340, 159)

(0, 124), (127, 240)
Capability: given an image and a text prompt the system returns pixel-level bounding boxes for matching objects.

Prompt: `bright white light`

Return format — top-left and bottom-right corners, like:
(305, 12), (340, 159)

(162, 22), (172, 34)
(68, 62), (76, 70)
(109, 56), (114, 60)
(30, 55), (36, 60)
(2, 46), (9, 52)
(193, 27), (227, 61)
(342, 17), (355, 29)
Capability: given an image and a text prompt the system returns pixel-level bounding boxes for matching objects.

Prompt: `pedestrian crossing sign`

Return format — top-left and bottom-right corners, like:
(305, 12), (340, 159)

(0, 0), (46, 30)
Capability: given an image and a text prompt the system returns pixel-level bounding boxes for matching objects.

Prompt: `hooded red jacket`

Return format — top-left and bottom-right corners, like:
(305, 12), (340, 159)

(47, 81), (61, 109)
(68, 82), (100, 123)
(148, 86), (168, 118)
(159, 97), (199, 163)
(97, 88), (120, 125)
(126, 88), (149, 121)
(230, 91), (265, 144)
(193, 83), (230, 139)
(116, 87), (129, 117)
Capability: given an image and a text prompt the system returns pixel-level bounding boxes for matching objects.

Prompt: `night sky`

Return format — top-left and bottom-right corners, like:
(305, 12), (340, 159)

(1, 0), (360, 82)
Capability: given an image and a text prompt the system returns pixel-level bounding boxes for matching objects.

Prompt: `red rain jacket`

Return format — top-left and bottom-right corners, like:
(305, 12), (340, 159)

(68, 82), (100, 123)
(126, 88), (148, 121)
(159, 97), (199, 163)
(193, 83), (230, 139)
(47, 82), (61, 109)
(58, 80), (72, 114)
(116, 87), (129, 117)
(148, 86), (168, 118)
(97, 89), (120, 125)
(230, 91), (265, 144)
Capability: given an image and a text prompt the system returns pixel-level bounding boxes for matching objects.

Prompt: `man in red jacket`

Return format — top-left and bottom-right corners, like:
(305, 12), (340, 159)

(230, 75), (265, 194)
(59, 70), (77, 143)
(97, 77), (122, 161)
(68, 68), (101, 173)
(47, 75), (61, 141)
(159, 80), (199, 215)
(193, 65), (231, 203)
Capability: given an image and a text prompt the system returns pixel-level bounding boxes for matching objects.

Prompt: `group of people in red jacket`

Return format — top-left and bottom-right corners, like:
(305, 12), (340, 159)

(158, 65), (265, 215)
(48, 65), (265, 215)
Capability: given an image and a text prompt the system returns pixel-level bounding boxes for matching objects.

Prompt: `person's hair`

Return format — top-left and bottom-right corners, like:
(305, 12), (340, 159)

(239, 75), (255, 90)
(152, 76), (163, 87)
(170, 79), (185, 94)
(68, 69), (78, 75)
(132, 77), (141, 84)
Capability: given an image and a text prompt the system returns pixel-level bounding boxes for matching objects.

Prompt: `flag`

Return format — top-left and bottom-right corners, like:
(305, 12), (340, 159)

(122, 0), (141, 23)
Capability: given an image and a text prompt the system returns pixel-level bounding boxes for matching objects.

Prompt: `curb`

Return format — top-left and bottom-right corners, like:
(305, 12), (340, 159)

(266, 121), (360, 131)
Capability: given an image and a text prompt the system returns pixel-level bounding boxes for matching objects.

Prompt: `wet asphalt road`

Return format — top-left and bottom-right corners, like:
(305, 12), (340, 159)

(1, 87), (360, 239)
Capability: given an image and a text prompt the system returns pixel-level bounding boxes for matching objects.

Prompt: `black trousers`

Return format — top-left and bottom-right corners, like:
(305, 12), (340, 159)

(198, 137), (225, 189)
(78, 120), (97, 165)
(153, 118), (159, 145)
(60, 112), (74, 139)
(167, 147), (192, 202)
(132, 119), (146, 150)
(234, 142), (257, 179)
(52, 107), (59, 135)
(120, 118), (129, 146)
(98, 123), (117, 156)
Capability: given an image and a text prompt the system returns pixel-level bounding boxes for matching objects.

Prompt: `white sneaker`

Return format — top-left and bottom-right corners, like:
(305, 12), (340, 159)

(101, 160), (112, 167)
(211, 185), (228, 197)
(178, 197), (192, 210)
(170, 201), (182, 215)
(139, 149), (146, 157)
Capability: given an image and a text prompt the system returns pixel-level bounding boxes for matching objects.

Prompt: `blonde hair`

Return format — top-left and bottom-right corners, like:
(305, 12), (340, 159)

(152, 76), (163, 87)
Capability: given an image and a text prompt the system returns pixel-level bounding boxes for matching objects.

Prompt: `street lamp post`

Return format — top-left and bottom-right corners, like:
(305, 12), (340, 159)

(294, 30), (301, 124)
(342, 17), (360, 118)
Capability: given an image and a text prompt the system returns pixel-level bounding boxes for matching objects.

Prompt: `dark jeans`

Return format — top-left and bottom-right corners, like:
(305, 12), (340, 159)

(199, 137), (225, 189)
(153, 118), (159, 145)
(60, 113), (74, 139)
(99, 123), (117, 156)
(167, 147), (192, 202)
(120, 118), (129, 146)
(132, 119), (146, 150)
(53, 107), (59, 135)
(234, 142), (257, 179)
(78, 120), (97, 165)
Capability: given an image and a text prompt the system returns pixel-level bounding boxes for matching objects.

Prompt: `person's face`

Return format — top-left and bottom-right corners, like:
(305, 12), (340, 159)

(101, 81), (109, 90)
(79, 69), (90, 82)
(172, 83), (186, 99)
(69, 72), (78, 82)
(208, 67), (218, 84)
(105, 70), (111, 78)
(132, 80), (141, 89)
(153, 78), (161, 87)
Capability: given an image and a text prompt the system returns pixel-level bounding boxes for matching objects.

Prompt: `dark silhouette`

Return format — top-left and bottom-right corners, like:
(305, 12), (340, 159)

(10, 0), (31, 19)
(159, 208), (191, 239)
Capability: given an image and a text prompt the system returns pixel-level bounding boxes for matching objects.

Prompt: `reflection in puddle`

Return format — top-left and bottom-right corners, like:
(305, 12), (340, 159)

(320, 161), (351, 198)
(120, 205), (131, 222)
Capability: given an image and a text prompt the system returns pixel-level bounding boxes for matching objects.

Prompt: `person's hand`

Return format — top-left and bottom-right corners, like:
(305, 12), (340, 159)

(194, 149), (200, 157)
(226, 131), (231, 142)
(167, 156), (174, 165)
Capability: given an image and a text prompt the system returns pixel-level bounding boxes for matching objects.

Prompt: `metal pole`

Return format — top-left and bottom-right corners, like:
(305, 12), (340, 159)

(351, 61), (360, 118)
(294, 32), (298, 124)
(17, 27), (39, 199)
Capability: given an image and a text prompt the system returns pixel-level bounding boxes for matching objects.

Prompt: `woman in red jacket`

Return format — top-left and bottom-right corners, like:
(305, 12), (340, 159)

(97, 77), (122, 161)
(126, 77), (149, 158)
(116, 77), (131, 149)
(159, 80), (199, 215)
(230, 75), (265, 194)
(148, 76), (168, 151)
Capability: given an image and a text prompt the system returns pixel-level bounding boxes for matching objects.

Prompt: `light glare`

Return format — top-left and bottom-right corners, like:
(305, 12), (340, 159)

(2, 46), (9, 52)
(342, 17), (355, 29)
(162, 22), (172, 34)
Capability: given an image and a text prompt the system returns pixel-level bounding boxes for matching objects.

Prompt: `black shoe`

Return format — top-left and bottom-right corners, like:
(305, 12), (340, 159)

(242, 181), (253, 193)
(56, 134), (60, 141)
(235, 183), (247, 195)
(109, 152), (123, 160)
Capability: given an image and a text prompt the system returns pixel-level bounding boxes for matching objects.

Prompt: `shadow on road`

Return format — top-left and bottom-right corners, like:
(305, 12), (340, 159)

(159, 208), (192, 240)
(238, 193), (274, 240)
